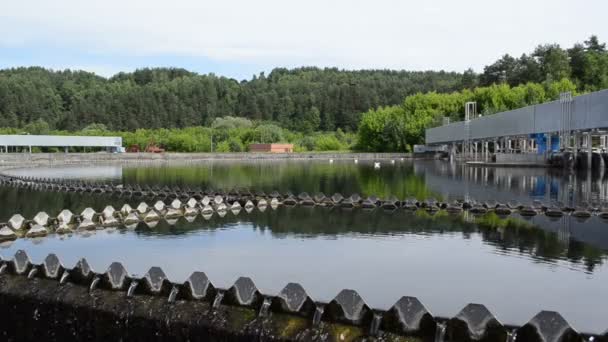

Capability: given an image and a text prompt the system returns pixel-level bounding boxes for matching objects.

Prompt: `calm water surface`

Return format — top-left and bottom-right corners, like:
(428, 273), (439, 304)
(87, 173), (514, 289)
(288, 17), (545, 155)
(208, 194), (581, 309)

(2, 160), (608, 334)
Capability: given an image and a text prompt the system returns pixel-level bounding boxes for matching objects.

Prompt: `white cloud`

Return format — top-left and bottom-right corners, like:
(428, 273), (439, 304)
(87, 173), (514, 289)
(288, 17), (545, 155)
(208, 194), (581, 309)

(1, 0), (607, 72)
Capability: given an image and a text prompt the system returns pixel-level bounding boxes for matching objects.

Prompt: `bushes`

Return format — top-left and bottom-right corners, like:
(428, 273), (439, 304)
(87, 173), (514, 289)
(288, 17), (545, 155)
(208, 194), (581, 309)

(293, 131), (355, 152)
(357, 106), (410, 152)
(357, 79), (580, 152)
(298, 136), (315, 151)
(211, 116), (253, 130)
(314, 135), (343, 151)
(12, 117), (353, 152)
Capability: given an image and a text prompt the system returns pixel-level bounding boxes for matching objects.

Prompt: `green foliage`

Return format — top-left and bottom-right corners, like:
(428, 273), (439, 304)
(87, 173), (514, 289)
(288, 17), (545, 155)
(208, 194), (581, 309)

(298, 136), (316, 151)
(314, 135), (343, 151)
(251, 124), (285, 143)
(357, 106), (406, 152)
(0, 35), (606, 153)
(0, 67), (464, 132)
(227, 138), (244, 152)
(214, 140), (231, 152)
(23, 119), (51, 135)
(22, 118), (355, 153)
(480, 35), (608, 91)
(82, 123), (108, 132)
(211, 116), (253, 130)
(357, 79), (579, 152)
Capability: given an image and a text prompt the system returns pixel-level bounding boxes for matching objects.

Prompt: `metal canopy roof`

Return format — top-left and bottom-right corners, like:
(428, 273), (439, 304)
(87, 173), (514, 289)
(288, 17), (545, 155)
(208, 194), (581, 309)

(425, 89), (608, 144)
(0, 135), (122, 147)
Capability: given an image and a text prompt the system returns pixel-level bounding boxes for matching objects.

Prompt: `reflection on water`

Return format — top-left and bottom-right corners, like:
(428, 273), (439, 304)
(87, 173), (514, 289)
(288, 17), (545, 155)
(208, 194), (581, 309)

(2, 160), (608, 334)
(120, 160), (439, 200)
(5, 160), (608, 205)
(1, 206), (607, 333)
(6, 165), (122, 180)
(416, 161), (608, 206)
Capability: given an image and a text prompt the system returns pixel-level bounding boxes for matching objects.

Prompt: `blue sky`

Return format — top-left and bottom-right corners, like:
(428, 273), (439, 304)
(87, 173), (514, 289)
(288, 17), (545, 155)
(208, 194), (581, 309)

(1, 0), (607, 80)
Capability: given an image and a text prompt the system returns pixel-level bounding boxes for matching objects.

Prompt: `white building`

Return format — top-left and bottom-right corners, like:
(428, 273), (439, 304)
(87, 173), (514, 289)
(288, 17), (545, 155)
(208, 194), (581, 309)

(0, 135), (123, 153)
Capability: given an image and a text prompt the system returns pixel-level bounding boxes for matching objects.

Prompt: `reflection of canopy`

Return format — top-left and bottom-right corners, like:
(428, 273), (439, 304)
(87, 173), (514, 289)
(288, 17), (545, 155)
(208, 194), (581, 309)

(136, 206), (607, 273)
(0, 181), (605, 272)
(5, 166), (122, 180)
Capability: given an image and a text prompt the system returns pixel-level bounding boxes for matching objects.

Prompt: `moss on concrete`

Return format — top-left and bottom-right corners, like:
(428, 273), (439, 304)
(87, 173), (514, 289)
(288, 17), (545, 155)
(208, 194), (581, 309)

(0, 274), (428, 341)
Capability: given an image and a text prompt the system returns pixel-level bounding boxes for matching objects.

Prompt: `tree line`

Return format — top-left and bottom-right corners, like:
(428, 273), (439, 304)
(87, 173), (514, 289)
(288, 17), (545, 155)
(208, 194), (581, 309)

(476, 35), (608, 90)
(0, 117), (357, 153)
(356, 35), (608, 152)
(356, 79), (578, 152)
(0, 35), (606, 152)
(0, 67), (463, 132)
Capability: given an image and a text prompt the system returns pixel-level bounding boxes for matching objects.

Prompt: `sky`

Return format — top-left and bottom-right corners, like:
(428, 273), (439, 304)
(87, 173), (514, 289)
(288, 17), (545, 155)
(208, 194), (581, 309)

(1, 0), (607, 80)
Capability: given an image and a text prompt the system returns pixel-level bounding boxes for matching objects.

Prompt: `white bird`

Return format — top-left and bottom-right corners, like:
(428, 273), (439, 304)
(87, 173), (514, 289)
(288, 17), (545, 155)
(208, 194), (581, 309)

(329, 159), (334, 164)
(391, 159), (395, 164)
(374, 162), (381, 169)
(354, 159), (358, 164)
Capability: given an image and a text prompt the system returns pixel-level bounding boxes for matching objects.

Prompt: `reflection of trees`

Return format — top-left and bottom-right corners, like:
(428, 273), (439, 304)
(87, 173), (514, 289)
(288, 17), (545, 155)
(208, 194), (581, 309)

(354, 163), (441, 200)
(122, 161), (441, 199)
(2, 184), (605, 272)
(0, 187), (132, 222)
(153, 207), (607, 272)
(136, 208), (607, 272)
(476, 213), (606, 273)
(566, 240), (605, 273)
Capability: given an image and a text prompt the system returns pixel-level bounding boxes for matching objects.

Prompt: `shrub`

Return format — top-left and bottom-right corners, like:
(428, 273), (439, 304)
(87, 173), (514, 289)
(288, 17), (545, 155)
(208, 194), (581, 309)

(299, 136), (316, 151)
(315, 135), (343, 151)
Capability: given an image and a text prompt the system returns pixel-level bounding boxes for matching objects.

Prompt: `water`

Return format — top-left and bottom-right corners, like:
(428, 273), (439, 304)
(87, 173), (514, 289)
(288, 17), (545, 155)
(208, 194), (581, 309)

(89, 276), (100, 292)
(258, 297), (272, 318)
(507, 330), (518, 342)
(369, 313), (382, 336)
(127, 281), (139, 297)
(27, 268), (38, 279)
(59, 270), (70, 284)
(434, 322), (446, 342)
(212, 291), (225, 309)
(167, 286), (180, 303)
(1, 160), (608, 334)
(312, 305), (324, 326)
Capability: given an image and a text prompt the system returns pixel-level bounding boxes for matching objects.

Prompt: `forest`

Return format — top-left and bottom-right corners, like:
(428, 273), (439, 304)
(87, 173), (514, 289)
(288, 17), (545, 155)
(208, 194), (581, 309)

(0, 67), (463, 132)
(0, 35), (606, 152)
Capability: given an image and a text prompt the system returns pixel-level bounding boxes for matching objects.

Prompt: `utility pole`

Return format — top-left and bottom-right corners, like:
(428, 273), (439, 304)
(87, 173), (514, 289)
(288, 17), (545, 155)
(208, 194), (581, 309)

(464, 102), (476, 160)
(560, 91), (572, 151)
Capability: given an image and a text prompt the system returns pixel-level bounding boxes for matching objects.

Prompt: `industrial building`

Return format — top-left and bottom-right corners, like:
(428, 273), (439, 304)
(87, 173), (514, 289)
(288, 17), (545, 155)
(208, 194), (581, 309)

(0, 135), (123, 153)
(249, 143), (294, 153)
(425, 89), (608, 167)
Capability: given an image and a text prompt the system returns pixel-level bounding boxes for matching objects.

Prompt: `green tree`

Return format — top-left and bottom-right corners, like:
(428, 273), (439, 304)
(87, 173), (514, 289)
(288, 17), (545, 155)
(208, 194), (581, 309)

(584, 35), (606, 53)
(533, 44), (571, 81)
(82, 123), (108, 132)
(298, 106), (321, 133)
(480, 54), (516, 85)
(23, 119), (51, 135)
(461, 68), (479, 89)
(357, 106), (406, 152)
(511, 54), (543, 85)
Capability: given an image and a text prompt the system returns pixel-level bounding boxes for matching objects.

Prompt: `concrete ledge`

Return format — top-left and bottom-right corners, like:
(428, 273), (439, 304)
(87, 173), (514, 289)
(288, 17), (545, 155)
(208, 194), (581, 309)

(494, 153), (548, 166)
(0, 274), (416, 342)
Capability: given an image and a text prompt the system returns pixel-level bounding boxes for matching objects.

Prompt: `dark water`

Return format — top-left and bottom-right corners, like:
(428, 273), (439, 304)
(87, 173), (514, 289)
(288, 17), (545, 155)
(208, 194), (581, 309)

(2, 160), (608, 333)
